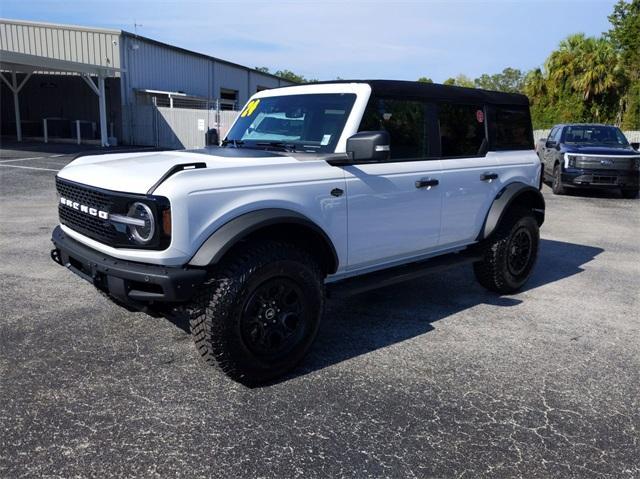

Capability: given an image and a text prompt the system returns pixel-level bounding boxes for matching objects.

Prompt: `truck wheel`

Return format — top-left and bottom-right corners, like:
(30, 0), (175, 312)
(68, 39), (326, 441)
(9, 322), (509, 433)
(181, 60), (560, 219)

(552, 164), (566, 195)
(473, 208), (539, 294)
(186, 240), (324, 385)
(621, 188), (639, 199)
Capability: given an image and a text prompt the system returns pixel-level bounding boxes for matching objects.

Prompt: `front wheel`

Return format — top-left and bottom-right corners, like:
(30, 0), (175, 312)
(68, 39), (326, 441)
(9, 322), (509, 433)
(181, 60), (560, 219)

(473, 209), (540, 294)
(552, 164), (566, 195)
(186, 240), (324, 385)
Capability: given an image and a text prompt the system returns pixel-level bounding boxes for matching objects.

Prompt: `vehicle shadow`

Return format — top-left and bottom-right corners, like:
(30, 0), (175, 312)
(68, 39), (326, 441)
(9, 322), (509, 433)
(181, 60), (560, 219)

(162, 238), (603, 386)
(543, 181), (631, 199)
(279, 238), (603, 385)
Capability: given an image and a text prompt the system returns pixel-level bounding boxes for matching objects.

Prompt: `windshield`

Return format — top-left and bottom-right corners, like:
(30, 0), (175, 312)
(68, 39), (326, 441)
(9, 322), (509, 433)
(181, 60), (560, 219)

(225, 93), (357, 152)
(563, 125), (629, 146)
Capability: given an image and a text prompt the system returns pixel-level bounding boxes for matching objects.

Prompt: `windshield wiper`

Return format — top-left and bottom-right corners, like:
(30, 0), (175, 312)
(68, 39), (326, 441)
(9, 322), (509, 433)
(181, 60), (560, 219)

(255, 141), (299, 152)
(221, 139), (245, 148)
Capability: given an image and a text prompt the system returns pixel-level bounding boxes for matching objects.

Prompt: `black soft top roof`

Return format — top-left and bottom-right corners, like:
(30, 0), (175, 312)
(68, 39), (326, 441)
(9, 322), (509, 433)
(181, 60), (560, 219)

(312, 79), (530, 107)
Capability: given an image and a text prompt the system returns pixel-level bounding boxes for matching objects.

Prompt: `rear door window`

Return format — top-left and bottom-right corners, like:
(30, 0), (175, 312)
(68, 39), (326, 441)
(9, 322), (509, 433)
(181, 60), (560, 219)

(491, 106), (533, 150)
(438, 103), (486, 157)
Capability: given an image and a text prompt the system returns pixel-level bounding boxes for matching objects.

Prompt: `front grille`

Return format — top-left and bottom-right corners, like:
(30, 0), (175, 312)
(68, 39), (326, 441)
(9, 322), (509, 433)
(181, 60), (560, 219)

(55, 177), (171, 250)
(574, 156), (638, 171)
(56, 177), (118, 245)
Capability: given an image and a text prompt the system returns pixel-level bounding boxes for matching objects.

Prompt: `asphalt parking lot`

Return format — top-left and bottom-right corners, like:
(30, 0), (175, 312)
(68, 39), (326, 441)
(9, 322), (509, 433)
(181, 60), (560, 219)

(1, 142), (638, 478)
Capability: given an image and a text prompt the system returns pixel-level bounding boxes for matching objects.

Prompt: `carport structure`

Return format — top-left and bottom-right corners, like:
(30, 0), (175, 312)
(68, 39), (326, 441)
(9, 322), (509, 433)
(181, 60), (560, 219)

(0, 50), (120, 146)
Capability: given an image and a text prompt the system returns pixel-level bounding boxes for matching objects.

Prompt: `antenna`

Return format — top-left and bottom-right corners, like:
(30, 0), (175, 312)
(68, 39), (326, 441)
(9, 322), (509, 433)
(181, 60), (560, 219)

(132, 20), (142, 50)
(133, 20), (143, 37)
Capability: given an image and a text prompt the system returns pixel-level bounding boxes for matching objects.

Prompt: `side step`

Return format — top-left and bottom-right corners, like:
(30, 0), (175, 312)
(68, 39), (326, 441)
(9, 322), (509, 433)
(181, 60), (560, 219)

(326, 250), (482, 298)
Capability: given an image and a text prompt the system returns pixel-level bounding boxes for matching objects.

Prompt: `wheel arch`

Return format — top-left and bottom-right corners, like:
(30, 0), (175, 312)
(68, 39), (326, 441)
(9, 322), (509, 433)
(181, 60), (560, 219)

(188, 208), (339, 274)
(478, 182), (545, 241)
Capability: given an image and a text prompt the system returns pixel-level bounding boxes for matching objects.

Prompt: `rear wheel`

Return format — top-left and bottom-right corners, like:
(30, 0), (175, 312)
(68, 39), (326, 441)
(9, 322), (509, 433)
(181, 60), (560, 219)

(621, 188), (639, 199)
(186, 240), (324, 385)
(474, 209), (539, 294)
(552, 164), (566, 195)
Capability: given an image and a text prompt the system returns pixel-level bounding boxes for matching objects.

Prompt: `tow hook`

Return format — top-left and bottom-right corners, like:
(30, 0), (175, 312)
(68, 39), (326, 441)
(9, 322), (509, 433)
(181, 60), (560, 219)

(50, 248), (62, 265)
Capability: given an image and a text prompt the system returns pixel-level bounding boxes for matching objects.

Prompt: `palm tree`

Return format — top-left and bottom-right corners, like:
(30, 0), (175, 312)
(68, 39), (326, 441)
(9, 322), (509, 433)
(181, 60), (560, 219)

(524, 68), (546, 99)
(546, 33), (587, 90)
(572, 37), (620, 101)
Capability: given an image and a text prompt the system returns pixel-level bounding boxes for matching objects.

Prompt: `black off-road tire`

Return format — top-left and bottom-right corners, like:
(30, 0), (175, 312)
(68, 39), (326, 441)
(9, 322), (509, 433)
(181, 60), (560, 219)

(620, 188), (639, 199)
(552, 164), (566, 195)
(185, 240), (324, 385)
(473, 209), (540, 294)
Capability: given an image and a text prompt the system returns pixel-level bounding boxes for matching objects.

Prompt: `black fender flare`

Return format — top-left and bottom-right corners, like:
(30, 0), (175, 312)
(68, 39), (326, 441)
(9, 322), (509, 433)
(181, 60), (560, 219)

(478, 182), (545, 241)
(188, 208), (339, 273)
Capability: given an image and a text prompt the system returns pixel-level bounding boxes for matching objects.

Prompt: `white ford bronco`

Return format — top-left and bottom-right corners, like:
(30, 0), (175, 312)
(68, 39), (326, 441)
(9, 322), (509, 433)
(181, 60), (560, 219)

(51, 80), (545, 384)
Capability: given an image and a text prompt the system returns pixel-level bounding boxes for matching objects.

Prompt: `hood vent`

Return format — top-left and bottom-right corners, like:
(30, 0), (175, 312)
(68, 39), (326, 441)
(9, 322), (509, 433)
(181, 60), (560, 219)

(147, 162), (206, 194)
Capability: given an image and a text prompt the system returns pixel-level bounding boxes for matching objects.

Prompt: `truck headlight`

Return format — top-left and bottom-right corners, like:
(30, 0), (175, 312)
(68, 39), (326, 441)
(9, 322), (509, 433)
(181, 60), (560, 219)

(567, 155), (576, 168)
(127, 202), (155, 244)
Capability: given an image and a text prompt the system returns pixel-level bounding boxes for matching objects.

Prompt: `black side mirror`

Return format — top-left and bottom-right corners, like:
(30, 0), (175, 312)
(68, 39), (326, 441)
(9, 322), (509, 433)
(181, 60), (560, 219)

(546, 140), (557, 148)
(346, 131), (390, 162)
(631, 142), (639, 151)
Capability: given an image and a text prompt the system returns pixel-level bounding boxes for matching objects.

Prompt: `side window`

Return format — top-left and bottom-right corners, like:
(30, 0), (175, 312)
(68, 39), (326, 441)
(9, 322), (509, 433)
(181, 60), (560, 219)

(492, 106), (533, 150)
(438, 103), (486, 157)
(553, 127), (563, 143)
(359, 97), (428, 159)
(547, 127), (558, 144)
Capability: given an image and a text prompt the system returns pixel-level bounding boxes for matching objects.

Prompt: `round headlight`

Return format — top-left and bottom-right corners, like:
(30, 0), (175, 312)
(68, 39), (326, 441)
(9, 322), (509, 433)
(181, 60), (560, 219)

(127, 202), (155, 244)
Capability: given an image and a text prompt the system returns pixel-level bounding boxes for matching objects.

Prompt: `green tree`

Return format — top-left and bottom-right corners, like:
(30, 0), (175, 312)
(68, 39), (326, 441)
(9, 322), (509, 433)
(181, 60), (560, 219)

(417, 77), (433, 83)
(474, 68), (525, 93)
(442, 75), (474, 87)
(608, 0), (640, 128)
(254, 66), (270, 73)
(273, 69), (318, 84)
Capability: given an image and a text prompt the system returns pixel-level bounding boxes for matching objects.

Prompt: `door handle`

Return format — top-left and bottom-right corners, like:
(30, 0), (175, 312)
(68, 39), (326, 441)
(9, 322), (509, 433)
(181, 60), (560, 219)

(415, 178), (439, 189)
(480, 172), (499, 181)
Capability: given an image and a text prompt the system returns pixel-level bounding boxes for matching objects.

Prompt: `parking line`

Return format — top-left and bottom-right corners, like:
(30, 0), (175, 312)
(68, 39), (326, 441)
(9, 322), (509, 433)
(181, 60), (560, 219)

(0, 164), (59, 172)
(0, 156), (46, 163)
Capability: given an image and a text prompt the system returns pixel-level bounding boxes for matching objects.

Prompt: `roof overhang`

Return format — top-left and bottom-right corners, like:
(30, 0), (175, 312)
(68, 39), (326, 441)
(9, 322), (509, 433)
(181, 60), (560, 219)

(0, 50), (122, 76)
(135, 88), (207, 101)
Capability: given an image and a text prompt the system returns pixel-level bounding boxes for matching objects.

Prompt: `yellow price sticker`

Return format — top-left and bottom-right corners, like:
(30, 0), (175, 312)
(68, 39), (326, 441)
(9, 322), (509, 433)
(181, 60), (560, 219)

(241, 99), (261, 117)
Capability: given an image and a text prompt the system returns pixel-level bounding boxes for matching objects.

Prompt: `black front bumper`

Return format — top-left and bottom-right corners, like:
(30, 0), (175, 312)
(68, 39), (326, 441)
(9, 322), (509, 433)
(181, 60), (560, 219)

(561, 168), (639, 189)
(51, 226), (206, 308)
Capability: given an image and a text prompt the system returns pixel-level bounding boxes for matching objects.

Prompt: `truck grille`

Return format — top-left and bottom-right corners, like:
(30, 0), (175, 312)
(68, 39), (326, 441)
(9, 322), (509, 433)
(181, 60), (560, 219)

(574, 155), (638, 171)
(56, 177), (118, 245)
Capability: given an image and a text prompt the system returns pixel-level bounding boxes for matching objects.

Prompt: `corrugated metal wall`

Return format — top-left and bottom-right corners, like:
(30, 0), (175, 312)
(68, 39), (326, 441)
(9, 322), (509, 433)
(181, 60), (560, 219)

(0, 19), (121, 69)
(121, 35), (210, 102)
(122, 34), (291, 108)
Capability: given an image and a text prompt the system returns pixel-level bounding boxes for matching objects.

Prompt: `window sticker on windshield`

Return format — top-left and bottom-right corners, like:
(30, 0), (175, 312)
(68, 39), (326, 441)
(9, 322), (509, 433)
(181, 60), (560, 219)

(241, 99), (261, 117)
(321, 134), (331, 146)
(476, 110), (484, 123)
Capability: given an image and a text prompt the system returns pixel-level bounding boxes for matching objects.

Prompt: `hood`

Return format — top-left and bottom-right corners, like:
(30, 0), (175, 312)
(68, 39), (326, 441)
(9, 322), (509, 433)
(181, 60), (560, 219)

(57, 147), (299, 194)
(563, 144), (639, 156)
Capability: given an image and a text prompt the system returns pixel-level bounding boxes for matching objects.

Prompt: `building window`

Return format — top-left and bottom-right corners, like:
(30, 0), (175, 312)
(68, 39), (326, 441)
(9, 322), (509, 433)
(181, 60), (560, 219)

(438, 103), (485, 157)
(219, 88), (238, 110)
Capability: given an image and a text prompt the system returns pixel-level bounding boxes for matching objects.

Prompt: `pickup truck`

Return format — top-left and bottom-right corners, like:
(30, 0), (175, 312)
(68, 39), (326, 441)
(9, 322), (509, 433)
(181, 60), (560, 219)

(51, 80), (545, 384)
(536, 123), (640, 198)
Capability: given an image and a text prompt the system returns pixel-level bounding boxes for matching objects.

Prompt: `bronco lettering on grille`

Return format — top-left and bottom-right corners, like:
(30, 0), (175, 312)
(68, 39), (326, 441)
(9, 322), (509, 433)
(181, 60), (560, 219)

(59, 196), (109, 219)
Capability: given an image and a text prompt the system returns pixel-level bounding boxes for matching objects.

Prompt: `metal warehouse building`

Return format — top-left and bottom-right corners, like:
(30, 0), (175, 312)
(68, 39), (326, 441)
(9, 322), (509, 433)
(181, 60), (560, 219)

(0, 18), (294, 148)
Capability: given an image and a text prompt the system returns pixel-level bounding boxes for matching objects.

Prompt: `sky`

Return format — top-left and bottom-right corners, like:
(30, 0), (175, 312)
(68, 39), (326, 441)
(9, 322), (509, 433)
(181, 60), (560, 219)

(0, 0), (619, 82)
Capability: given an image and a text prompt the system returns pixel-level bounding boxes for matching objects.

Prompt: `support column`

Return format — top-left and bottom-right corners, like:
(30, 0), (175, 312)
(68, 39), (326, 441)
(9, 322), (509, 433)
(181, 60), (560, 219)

(0, 71), (32, 142)
(98, 75), (108, 147)
(11, 72), (22, 142)
(81, 73), (109, 147)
